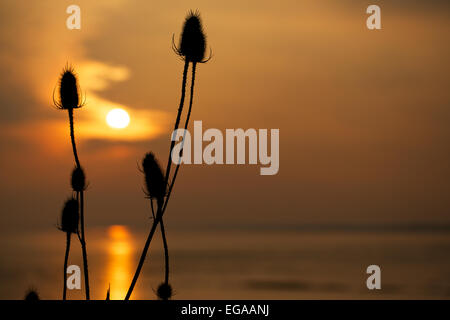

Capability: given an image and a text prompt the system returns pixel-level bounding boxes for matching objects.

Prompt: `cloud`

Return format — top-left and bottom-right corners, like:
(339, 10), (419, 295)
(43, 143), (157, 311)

(75, 60), (172, 142)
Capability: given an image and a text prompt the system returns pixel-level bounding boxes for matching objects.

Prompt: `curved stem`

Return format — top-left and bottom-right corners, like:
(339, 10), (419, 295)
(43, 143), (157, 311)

(153, 200), (170, 285)
(160, 218), (170, 285)
(162, 62), (197, 215)
(68, 108), (90, 299)
(63, 232), (71, 300)
(126, 61), (189, 300)
(68, 108), (80, 168)
(125, 205), (162, 300)
(80, 190), (90, 300)
(158, 61), (190, 291)
(151, 199), (169, 285)
(164, 60), (189, 188)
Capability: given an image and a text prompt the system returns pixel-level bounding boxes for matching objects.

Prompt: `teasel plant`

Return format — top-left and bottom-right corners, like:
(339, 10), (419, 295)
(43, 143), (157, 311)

(24, 288), (40, 301)
(53, 65), (90, 300)
(58, 198), (79, 300)
(125, 10), (210, 300)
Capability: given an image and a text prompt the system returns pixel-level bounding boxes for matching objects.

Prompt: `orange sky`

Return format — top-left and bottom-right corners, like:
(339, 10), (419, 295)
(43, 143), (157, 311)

(0, 0), (449, 231)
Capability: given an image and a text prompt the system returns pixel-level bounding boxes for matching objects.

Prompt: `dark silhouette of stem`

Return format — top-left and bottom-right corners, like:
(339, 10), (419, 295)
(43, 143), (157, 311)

(63, 232), (71, 300)
(160, 219), (170, 285)
(162, 62), (197, 214)
(68, 108), (80, 168)
(125, 205), (162, 300)
(158, 60), (189, 289)
(68, 107), (90, 300)
(126, 61), (189, 300)
(79, 190), (90, 300)
(164, 60), (189, 185)
(151, 199), (170, 285)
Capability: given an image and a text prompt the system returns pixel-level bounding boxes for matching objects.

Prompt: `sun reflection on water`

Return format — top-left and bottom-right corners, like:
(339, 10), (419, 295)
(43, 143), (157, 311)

(106, 225), (134, 299)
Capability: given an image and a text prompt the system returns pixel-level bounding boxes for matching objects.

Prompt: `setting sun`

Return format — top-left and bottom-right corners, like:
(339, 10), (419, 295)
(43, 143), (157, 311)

(106, 108), (130, 129)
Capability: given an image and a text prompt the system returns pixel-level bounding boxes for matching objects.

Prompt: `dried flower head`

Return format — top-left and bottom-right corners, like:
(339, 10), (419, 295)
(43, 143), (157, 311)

(71, 166), (86, 192)
(156, 282), (173, 300)
(173, 10), (210, 63)
(59, 198), (79, 234)
(142, 152), (166, 204)
(53, 65), (84, 110)
(24, 289), (40, 301)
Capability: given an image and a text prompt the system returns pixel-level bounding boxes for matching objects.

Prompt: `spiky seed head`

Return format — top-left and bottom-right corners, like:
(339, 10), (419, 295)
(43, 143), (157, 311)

(24, 289), (40, 301)
(142, 152), (166, 204)
(71, 166), (86, 192)
(59, 198), (79, 234)
(156, 282), (173, 300)
(55, 66), (83, 110)
(177, 11), (207, 62)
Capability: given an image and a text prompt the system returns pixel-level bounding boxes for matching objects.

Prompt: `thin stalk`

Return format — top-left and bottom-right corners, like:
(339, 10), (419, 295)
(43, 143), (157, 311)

(157, 61), (190, 292)
(164, 60), (189, 185)
(162, 62), (197, 214)
(68, 107), (90, 299)
(126, 60), (189, 300)
(125, 204), (162, 300)
(160, 218), (170, 285)
(79, 190), (90, 300)
(152, 199), (170, 285)
(63, 232), (71, 300)
(68, 108), (80, 168)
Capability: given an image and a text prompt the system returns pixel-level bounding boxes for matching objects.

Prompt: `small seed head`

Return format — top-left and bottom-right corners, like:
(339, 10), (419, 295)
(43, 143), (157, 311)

(54, 65), (83, 110)
(71, 166), (86, 192)
(176, 11), (207, 63)
(24, 289), (40, 301)
(142, 152), (166, 204)
(156, 282), (173, 300)
(59, 198), (79, 234)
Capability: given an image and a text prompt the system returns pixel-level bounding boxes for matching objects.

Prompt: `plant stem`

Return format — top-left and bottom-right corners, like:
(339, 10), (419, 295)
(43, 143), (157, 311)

(160, 218), (170, 285)
(125, 61), (189, 300)
(125, 205), (162, 300)
(68, 107), (90, 299)
(68, 108), (80, 168)
(164, 60), (189, 187)
(153, 199), (170, 286)
(162, 62), (197, 214)
(79, 190), (90, 300)
(157, 61), (190, 292)
(63, 232), (71, 300)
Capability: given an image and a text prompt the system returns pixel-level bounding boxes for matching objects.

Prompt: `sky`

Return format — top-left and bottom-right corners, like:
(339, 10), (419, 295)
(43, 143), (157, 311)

(0, 0), (449, 233)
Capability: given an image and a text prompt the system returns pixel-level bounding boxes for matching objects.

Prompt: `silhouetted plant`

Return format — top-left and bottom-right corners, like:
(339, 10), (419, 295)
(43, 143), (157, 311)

(58, 198), (79, 300)
(54, 66), (90, 300)
(71, 166), (90, 300)
(166, 10), (210, 209)
(53, 66), (84, 168)
(126, 153), (167, 299)
(156, 282), (173, 300)
(126, 10), (210, 300)
(71, 166), (86, 192)
(24, 289), (40, 301)
(142, 153), (166, 206)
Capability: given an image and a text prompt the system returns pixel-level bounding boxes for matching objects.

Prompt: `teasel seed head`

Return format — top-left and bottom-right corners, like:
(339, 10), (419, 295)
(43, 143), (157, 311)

(59, 198), (79, 234)
(173, 10), (211, 63)
(71, 166), (86, 192)
(142, 152), (166, 205)
(156, 282), (173, 300)
(53, 65), (84, 110)
(24, 289), (40, 301)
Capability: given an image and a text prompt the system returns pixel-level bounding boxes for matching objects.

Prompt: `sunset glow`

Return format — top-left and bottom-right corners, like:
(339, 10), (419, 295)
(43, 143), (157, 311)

(106, 108), (130, 129)
(106, 225), (134, 300)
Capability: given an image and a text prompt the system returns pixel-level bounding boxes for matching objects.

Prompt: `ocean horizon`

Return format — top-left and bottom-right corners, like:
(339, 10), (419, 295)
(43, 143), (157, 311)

(1, 223), (449, 300)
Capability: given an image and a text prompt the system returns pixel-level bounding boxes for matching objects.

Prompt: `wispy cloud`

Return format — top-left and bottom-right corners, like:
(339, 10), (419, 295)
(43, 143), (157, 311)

(75, 60), (172, 141)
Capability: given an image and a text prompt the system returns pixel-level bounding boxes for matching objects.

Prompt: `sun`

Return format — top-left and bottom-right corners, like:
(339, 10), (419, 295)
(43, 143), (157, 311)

(106, 108), (130, 129)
